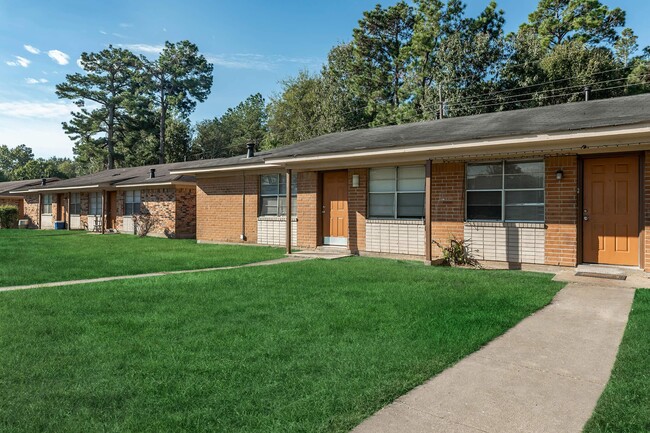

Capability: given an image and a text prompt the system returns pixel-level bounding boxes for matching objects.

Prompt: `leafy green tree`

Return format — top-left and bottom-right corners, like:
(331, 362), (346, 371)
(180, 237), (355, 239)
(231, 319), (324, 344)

(143, 41), (213, 164)
(522, 0), (625, 49)
(351, 1), (415, 125)
(56, 46), (143, 169)
(194, 93), (267, 158)
(408, 0), (505, 118)
(615, 28), (639, 66)
(0, 144), (34, 178)
(265, 72), (324, 147)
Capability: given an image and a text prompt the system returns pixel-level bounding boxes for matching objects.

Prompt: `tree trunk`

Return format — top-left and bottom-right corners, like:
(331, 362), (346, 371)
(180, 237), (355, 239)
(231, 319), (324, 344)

(159, 88), (166, 165)
(107, 104), (115, 169)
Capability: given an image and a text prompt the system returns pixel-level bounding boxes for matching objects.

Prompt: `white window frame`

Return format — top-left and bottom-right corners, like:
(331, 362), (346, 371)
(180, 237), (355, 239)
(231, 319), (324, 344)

(70, 193), (81, 215)
(368, 165), (426, 219)
(124, 190), (141, 216)
(259, 174), (297, 217)
(465, 159), (545, 223)
(89, 192), (102, 216)
(42, 194), (52, 214)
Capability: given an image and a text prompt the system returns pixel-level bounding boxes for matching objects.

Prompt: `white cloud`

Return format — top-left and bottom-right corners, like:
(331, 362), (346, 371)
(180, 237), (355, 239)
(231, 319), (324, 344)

(24, 44), (40, 54)
(0, 101), (73, 118)
(25, 78), (48, 84)
(119, 23), (133, 28)
(76, 58), (84, 69)
(118, 43), (164, 54)
(6, 56), (30, 67)
(47, 49), (70, 65)
(207, 53), (323, 71)
(99, 30), (107, 35)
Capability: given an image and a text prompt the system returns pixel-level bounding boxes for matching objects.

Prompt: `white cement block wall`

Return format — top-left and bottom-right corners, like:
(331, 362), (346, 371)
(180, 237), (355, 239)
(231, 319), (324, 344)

(366, 220), (425, 256)
(69, 215), (82, 230)
(257, 217), (297, 247)
(464, 222), (545, 264)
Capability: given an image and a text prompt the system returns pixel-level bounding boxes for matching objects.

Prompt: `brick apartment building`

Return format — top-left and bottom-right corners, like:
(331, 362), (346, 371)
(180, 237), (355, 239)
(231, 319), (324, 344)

(13, 163), (196, 238)
(171, 94), (650, 270)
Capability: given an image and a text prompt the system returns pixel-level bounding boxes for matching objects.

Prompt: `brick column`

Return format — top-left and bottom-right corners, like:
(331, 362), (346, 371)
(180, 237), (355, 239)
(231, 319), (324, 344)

(431, 162), (465, 259)
(297, 171), (318, 248)
(348, 168), (367, 254)
(544, 155), (578, 267)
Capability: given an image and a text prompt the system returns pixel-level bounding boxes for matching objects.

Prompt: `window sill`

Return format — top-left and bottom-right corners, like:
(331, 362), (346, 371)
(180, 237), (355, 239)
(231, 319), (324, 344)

(257, 216), (298, 222)
(367, 219), (424, 225)
(465, 221), (545, 229)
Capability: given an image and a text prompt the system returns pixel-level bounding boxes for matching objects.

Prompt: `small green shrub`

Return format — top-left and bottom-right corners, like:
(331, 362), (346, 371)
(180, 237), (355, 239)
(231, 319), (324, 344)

(0, 205), (19, 229)
(433, 237), (481, 268)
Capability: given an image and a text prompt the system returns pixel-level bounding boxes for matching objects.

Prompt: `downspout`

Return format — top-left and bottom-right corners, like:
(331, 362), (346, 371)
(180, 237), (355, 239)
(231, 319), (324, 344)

(286, 169), (292, 254)
(67, 193), (71, 230)
(424, 159), (432, 265)
(38, 193), (42, 229)
(241, 171), (247, 241)
(101, 190), (106, 234)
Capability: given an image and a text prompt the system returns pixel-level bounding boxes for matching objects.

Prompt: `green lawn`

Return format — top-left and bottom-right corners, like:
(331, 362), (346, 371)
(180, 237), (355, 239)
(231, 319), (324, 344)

(0, 257), (564, 433)
(0, 229), (284, 286)
(583, 289), (650, 433)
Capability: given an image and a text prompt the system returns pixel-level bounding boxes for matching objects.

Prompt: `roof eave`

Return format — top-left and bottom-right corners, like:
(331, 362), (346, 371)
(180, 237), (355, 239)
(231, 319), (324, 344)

(170, 162), (281, 175)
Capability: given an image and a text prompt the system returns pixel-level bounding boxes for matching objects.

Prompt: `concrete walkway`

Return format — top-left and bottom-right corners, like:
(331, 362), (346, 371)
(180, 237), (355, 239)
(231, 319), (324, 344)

(352, 283), (635, 433)
(0, 256), (309, 292)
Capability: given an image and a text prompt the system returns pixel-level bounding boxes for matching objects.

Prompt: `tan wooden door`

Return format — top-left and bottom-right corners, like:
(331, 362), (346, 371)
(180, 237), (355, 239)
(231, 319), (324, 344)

(323, 171), (348, 246)
(583, 155), (639, 266)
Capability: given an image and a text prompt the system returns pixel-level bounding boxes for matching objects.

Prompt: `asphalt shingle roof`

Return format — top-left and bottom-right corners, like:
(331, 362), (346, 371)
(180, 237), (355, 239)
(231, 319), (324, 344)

(16, 163), (195, 192)
(170, 94), (650, 172)
(0, 178), (59, 195)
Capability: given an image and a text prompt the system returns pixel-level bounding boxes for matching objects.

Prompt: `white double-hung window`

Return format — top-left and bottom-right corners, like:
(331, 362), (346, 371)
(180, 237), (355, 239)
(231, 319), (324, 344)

(260, 174), (297, 217)
(70, 193), (81, 215)
(124, 190), (141, 216)
(466, 160), (544, 222)
(42, 194), (52, 214)
(89, 192), (102, 215)
(368, 166), (425, 219)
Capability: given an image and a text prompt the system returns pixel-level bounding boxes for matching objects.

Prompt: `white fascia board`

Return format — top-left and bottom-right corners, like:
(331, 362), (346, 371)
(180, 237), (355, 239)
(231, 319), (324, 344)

(117, 181), (196, 188)
(16, 185), (101, 193)
(169, 163), (280, 175)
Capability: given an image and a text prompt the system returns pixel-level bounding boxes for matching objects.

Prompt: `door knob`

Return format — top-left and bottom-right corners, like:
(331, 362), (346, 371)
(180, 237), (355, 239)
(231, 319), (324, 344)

(583, 216), (589, 221)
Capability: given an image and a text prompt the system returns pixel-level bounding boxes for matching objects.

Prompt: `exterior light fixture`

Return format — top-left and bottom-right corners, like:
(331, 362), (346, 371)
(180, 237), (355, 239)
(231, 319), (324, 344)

(352, 174), (360, 188)
(556, 169), (564, 180)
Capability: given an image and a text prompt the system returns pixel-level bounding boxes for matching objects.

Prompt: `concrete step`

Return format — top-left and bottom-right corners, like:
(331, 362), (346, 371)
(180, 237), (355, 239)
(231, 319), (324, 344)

(288, 247), (352, 260)
(575, 264), (628, 281)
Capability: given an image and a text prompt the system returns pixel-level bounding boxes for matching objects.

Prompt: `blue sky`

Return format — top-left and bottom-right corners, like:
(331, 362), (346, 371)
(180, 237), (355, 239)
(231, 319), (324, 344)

(1, 0), (649, 158)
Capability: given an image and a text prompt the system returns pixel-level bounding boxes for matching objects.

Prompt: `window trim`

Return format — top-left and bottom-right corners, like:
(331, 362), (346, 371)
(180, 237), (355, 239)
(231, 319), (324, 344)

(465, 159), (545, 223)
(42, 194), (53, 215)
(259, 173), (297, 217)
(124, 190), (141, 217)
(88, 192), (102, 216)
(367, 165), (426, 220)
(70, 193), (81, 215)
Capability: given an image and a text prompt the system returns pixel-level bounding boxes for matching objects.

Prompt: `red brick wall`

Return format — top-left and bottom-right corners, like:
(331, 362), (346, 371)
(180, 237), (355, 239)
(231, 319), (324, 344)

(141, 188), (176, 237)
(196, 174), (259, 243)
(297, 171), (318, 248)
(175, 186), (196, 238)
(544, 155), (578, 266)
(348, 169), (367, 254)
(431, 162), (465, 258)
(23, 194), (39, 228)
(115, 191), (125, 230)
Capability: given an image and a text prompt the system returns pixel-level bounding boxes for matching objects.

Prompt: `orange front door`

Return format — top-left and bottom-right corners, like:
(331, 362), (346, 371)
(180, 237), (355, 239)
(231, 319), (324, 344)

(583, 155), (639, 266)
(323, 171), (348, 246)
